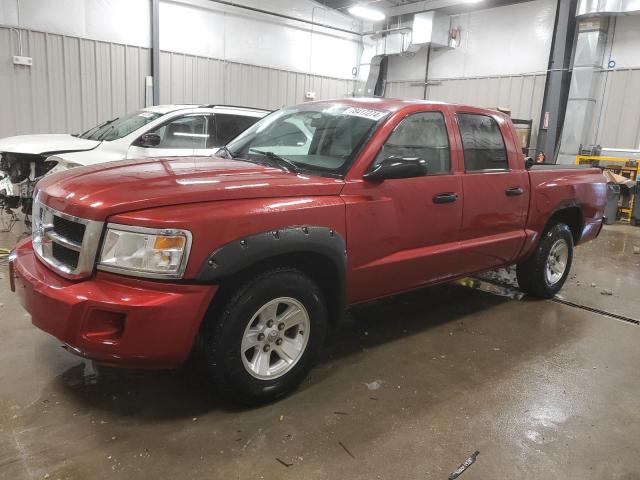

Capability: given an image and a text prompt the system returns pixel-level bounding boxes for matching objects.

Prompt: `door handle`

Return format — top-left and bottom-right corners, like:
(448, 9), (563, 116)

(505, 187), (524, 196)
(433, 192), (458, 204)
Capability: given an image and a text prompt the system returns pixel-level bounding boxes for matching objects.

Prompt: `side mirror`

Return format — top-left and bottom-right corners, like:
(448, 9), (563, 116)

(136, 133), (161, 148)
(363, 157), (427, 181)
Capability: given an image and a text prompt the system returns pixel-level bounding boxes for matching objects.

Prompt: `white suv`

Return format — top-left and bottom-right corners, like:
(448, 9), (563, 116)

(0, 104), (269, 215)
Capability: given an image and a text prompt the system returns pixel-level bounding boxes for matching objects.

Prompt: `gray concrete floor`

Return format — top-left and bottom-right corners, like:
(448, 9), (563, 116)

(1, 219), (639, 480)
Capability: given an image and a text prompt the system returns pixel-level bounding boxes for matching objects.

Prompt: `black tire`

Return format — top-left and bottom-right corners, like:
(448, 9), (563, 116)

(196, 267), (327, 405)
(516, 222), (574, 299)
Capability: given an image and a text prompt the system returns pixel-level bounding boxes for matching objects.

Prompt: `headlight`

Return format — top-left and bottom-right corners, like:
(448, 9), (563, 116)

(97, 224), (192, 279)
(46, 157), (82, 175)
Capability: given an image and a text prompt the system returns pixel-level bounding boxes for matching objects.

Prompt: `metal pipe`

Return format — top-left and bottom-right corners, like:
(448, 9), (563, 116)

(361, 26), (412, 36)
(16, 0), (23, 56)
(201, 0), (361, 36)
(423, 45), (431, 99)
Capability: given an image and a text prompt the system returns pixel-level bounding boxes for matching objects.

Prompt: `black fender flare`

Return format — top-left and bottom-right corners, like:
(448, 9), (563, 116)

(196, 227), (347, 303)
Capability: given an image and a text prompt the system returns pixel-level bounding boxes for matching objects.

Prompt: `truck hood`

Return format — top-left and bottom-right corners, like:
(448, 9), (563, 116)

(0, 134), (100, 155)
(37, 156), (345, 220)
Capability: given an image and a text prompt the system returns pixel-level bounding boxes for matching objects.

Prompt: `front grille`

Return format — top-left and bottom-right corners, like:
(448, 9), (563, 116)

(52, 242), (80, 269)
(32, 197), (104, 279)
(53, 215), (86, 244)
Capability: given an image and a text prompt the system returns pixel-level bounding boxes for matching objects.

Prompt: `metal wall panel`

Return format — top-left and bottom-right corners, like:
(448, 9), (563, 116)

(0, 25), (355, 137)
(594, 69), (640, 149)
(386, 74), (547, 148)
(159, 51), (355, 111)
(384, 81), (424, 101)
(0, 26), (151, 137)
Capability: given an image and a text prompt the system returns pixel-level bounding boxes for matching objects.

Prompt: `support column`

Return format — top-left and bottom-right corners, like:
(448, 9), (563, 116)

(537, 0), (577, 163)
(151, 0), (160, 106)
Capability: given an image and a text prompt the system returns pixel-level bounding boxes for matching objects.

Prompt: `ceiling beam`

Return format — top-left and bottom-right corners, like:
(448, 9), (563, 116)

(384, 0), (535, 16)
(385, 0), (471, 16)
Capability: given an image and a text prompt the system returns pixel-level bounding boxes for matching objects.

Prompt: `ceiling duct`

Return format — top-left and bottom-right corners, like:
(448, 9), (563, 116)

(577, 0), (640, 16)
(356, 11), (451, 96)
(361, 11), (451, 57)
(411, 11), (450, 49)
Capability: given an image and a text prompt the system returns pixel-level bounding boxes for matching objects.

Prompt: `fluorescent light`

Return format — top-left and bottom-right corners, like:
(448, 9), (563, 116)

(348, 5), (386, 21)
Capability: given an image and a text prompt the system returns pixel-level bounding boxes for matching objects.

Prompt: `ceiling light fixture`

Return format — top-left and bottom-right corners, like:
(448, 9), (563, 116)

(348, 4), (386, 22)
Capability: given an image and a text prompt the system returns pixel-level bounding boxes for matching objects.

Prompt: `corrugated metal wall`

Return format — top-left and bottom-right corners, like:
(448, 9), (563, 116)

(386, 69), (640, 151)
(0, 26), (150, 137)
(3, 25), (640, 150)
(158, 51), (355, 110)
(0, 26), (356, 137)
(594, 68), (640, 149)
(386, 74), (547, 148)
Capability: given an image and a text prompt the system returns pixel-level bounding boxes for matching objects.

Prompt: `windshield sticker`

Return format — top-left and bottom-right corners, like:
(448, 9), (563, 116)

(138, 112), (156, 119)
(342, 107), (386, 121)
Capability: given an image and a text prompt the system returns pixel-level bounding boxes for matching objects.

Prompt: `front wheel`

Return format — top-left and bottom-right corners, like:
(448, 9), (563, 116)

(197, 267), (327, 405)
(516, 223), (574, 299)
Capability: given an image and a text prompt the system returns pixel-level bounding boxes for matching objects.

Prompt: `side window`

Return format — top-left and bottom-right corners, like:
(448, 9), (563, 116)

(375, 111), (451, 175)
(457, 113), (508, 171)
(214, 114), (261, 145)
(150, 115), (210, 149)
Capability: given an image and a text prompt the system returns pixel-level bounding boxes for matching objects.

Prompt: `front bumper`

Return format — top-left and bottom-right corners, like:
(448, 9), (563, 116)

(9, 238), (217, 368)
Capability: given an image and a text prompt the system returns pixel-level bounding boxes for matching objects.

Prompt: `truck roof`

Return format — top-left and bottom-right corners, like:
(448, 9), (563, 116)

(307, 97), (501, 116)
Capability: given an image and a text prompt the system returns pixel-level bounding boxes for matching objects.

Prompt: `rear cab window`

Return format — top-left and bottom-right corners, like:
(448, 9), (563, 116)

(457, 113), (508, 172)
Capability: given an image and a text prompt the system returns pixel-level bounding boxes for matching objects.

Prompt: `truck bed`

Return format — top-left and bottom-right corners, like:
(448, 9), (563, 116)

(521, 166), (606, 257)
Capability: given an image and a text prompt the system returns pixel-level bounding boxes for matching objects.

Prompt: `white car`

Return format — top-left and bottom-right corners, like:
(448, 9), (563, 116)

(0, 104), (269, 214)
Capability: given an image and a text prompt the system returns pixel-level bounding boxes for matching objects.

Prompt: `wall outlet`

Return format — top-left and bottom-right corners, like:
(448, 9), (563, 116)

(13, 56), (33, 66)
(305, 91), (316, 100)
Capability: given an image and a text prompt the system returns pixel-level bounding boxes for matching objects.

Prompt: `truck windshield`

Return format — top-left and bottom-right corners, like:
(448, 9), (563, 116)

(79, 111), (162, 141)
(224, 104), (387, 175)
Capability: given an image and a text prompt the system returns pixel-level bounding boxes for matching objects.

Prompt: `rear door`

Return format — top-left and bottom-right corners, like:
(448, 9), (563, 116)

(344, 108), (465, 302)
(455, 112), (530, 273)
(210, 113), (262, 150)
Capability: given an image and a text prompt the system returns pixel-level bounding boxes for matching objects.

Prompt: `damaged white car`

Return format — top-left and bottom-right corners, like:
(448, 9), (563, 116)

(0, 104), (268, 218)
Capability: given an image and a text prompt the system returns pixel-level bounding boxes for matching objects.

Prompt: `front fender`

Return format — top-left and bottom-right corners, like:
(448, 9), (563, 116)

(196, 226), (346, 282)
(107, 196), (347, 280)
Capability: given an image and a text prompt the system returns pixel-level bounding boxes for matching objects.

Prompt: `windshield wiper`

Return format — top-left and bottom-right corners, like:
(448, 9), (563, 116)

(248, 149), (299, 173)
(94, 117), (120, 141)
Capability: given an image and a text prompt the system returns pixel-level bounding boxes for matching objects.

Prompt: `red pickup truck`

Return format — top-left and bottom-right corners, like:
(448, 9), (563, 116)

(9, 99), (606, 403)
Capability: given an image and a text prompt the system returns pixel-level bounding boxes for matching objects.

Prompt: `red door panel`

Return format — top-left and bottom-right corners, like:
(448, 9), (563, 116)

(459, 170), (529, 272)
(453, 112), (530, 273)
(343, 174), (463, 303)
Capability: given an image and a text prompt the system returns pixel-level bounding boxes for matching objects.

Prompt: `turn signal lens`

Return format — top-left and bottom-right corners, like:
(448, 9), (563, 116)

(154, 235), (186, 250)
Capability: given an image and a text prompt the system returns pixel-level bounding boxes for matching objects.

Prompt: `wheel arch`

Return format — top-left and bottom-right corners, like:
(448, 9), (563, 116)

(196, 226), (346, 324)
(545, 205), (584, 244)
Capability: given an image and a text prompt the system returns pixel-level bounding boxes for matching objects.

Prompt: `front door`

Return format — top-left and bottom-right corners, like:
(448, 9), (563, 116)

(343, 109), (464, 303)
(127, 114), (213, 159)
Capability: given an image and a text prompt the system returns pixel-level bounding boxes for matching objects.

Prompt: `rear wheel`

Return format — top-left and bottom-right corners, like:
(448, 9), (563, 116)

(197, 267), (327, 405)
(516, 222), (574, 299)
